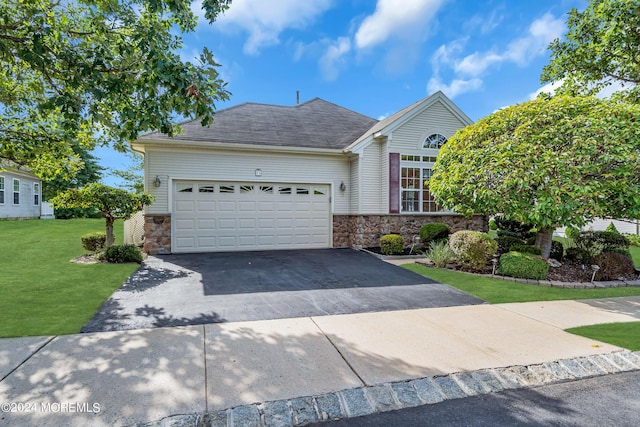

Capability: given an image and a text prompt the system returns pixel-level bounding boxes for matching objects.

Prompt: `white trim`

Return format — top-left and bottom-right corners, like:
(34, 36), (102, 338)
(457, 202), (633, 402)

(132, 140), (345, 156)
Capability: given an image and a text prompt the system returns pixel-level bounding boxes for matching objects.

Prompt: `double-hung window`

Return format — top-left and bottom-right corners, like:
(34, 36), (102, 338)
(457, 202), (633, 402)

(13, 178), (19, 205)
(33, 183), (40, 206)
(0, 177), (4, 204)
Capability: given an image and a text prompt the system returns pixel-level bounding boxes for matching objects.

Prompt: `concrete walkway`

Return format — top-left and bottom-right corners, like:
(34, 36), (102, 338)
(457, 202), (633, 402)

(1, 296), (639, 427)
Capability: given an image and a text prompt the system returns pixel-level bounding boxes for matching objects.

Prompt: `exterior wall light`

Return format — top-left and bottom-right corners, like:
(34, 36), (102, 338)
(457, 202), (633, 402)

(154, 175), (161, 187)
(339, 181), (346, 192)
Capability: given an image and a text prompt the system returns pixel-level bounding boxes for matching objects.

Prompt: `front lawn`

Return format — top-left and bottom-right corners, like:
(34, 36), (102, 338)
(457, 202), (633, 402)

(566, 322), (640, 351)
(0, 219), (138, 337)
(404, 264), (640, 304)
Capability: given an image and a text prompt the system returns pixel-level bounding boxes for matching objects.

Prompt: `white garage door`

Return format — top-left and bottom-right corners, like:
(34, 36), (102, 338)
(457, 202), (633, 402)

(172, 181), (331, 253)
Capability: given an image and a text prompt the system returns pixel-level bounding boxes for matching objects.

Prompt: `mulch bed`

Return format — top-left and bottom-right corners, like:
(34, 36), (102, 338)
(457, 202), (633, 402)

(366, 247), (638, 282)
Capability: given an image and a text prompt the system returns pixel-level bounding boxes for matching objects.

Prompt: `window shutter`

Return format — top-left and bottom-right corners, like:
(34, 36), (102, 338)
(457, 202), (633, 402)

(389, 153), (400, 214)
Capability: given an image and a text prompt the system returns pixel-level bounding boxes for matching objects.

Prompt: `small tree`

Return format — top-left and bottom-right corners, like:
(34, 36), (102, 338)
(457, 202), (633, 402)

(430, 96), (640, 259)
(52, 183), (153, 246)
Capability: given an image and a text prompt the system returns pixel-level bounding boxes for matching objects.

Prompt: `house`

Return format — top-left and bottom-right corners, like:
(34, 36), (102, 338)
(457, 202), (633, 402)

(0, 160), (42, 219)
(131, 91), (487, 254)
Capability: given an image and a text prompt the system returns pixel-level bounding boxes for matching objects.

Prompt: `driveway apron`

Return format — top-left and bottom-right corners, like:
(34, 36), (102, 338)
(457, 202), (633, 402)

(81, 248), (483, 332)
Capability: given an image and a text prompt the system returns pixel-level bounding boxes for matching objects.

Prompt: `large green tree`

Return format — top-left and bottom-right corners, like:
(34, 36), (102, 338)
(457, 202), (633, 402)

(430, 96), (640, 258)
(0, 0), (231, 179)
(43, 144), (104, 201)
(52, 183), (153, 246)
(542, 0), (640, 102)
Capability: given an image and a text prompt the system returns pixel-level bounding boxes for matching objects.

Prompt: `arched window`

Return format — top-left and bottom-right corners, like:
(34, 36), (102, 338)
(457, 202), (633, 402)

(423, 133), (447, 149)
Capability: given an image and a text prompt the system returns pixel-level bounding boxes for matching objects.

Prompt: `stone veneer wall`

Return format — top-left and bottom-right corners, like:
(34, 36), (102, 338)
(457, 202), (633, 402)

(143, 214), (172, 255)
(333, 214), (488, 248)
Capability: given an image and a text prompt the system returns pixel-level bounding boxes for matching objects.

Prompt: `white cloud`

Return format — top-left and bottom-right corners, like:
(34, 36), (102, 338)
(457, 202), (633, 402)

(427, 76), (482, 98)
(454, 13), (564, 77)
(427, 12), (564, 99)
(528, 80), (564, 100)
(196, 0), (333, 55)
(355, 0), (447, 49)
(319, 37), (351, 81)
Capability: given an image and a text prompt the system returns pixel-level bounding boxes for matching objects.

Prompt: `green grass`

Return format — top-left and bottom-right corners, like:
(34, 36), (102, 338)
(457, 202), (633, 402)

(404, 264), (640, 304)
(0, 219), (139, 338)
(566, 322), (640, 351)
(631, 245), (640, 268)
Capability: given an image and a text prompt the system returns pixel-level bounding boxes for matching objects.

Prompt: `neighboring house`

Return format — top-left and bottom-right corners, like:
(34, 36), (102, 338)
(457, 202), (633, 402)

(131, 91), (486, 254)
(0, 160), (42, 219)
(556, 219), (640, 237)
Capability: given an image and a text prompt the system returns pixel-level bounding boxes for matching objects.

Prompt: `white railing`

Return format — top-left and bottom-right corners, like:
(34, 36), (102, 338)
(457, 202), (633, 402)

(124, 211), (145, 246)
(40, 202), (55, 219)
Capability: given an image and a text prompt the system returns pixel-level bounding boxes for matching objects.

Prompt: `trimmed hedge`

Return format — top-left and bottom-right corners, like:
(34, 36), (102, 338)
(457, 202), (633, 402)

(594, 252), (636, 281)
(496, 235), (522, 254)
(381, 234), (404, 256)
(510, 244), (542, 255)
(103, 244), (143, 263)
(449, 230), (497, 271)
(420, 223), (450, 245)
(498, 251), (549, 280)
(81, 232), (107, 252)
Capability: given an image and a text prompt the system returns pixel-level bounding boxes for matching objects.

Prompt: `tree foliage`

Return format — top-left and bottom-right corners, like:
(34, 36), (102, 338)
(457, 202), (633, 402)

(0, 0), (231, 179)
(42, 144), (104, 201)
(51, 183), (153, 246)
(542, 0), (640, 102)
(430, 96), (640, 258)
(110, 151), (144, 194)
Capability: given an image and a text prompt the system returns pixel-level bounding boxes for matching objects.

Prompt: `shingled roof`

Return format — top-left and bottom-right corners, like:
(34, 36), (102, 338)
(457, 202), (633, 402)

(139, 98), (378, 150)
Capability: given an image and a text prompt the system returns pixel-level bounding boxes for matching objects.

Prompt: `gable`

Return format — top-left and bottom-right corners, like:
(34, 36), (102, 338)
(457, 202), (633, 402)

(390, 99), (469, 152)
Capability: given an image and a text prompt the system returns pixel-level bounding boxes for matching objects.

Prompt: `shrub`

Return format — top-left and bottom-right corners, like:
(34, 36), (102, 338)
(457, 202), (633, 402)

(510, 244), (542, 255)
(574, 231), (629, 259)
(565, 226), (580, 239)
(594, 252), (637, 281)
(448, 230), (498, 271)
(420, 223), (450, 245)
(103, 244), (143, 263)
(81, 232), (107, 252)
(605, 222), (620, 234)
(565, 247), (592, 264)
(498, 252), (549, 280)
(626, 234), (640, 247)
(488, 218), (497, 230)
(493, 215), (535, 237)
(426, 240), (456, 268)
(380, 234), (404, 256)
(496, 235), (523, 254)
(550, 240), (564, 260)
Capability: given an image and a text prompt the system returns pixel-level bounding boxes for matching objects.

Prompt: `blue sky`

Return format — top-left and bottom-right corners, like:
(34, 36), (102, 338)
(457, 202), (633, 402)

(98, 0), (586, 186)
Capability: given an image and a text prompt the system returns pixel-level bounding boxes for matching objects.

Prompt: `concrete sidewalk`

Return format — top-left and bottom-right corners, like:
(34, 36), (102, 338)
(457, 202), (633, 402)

(1, 296), (639, 427)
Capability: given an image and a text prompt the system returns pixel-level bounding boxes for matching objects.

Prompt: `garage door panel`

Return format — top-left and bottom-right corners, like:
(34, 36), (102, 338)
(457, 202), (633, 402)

(173, 181), (330, 252)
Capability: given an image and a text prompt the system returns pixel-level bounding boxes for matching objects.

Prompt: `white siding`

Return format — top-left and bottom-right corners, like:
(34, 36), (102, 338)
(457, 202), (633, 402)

(390, 100), (467, 153)
(556, 219), (640, 237)
(0, 171), (40, 219)
(349, 157), (359, 213)
(145, 147), (350, 214)
(359, 141), (385, 213)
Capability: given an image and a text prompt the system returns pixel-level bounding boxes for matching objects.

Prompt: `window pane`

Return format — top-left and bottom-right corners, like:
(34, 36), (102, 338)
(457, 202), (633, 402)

(313, 187), (326, 195)
(198, 184), (214, 193)
(296, 186), (309, 195)
(260, 185), (273, 194)
(278, 186), (292, 195)
(176, 183), (193, 192)
(240, 185), (254, 193)
(401, 191), (419, 212)
(423, 133), (447, 149)
(219, 185), (235, 193)
(14, 192), (19, 204)
(0, 177), (4, 190)
(13, 179), (19, 192)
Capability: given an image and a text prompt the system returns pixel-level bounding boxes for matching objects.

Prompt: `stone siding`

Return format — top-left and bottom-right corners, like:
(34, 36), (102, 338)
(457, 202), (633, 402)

(333, 214), (488, 248)
(143, 214), (171, 255)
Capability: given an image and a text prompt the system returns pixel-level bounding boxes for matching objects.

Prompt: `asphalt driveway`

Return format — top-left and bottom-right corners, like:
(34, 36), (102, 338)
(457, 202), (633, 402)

(82, 248), (484, 332)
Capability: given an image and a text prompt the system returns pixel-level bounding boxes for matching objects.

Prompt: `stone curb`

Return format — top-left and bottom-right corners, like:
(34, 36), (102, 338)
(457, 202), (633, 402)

(133, 350), (640, 427)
